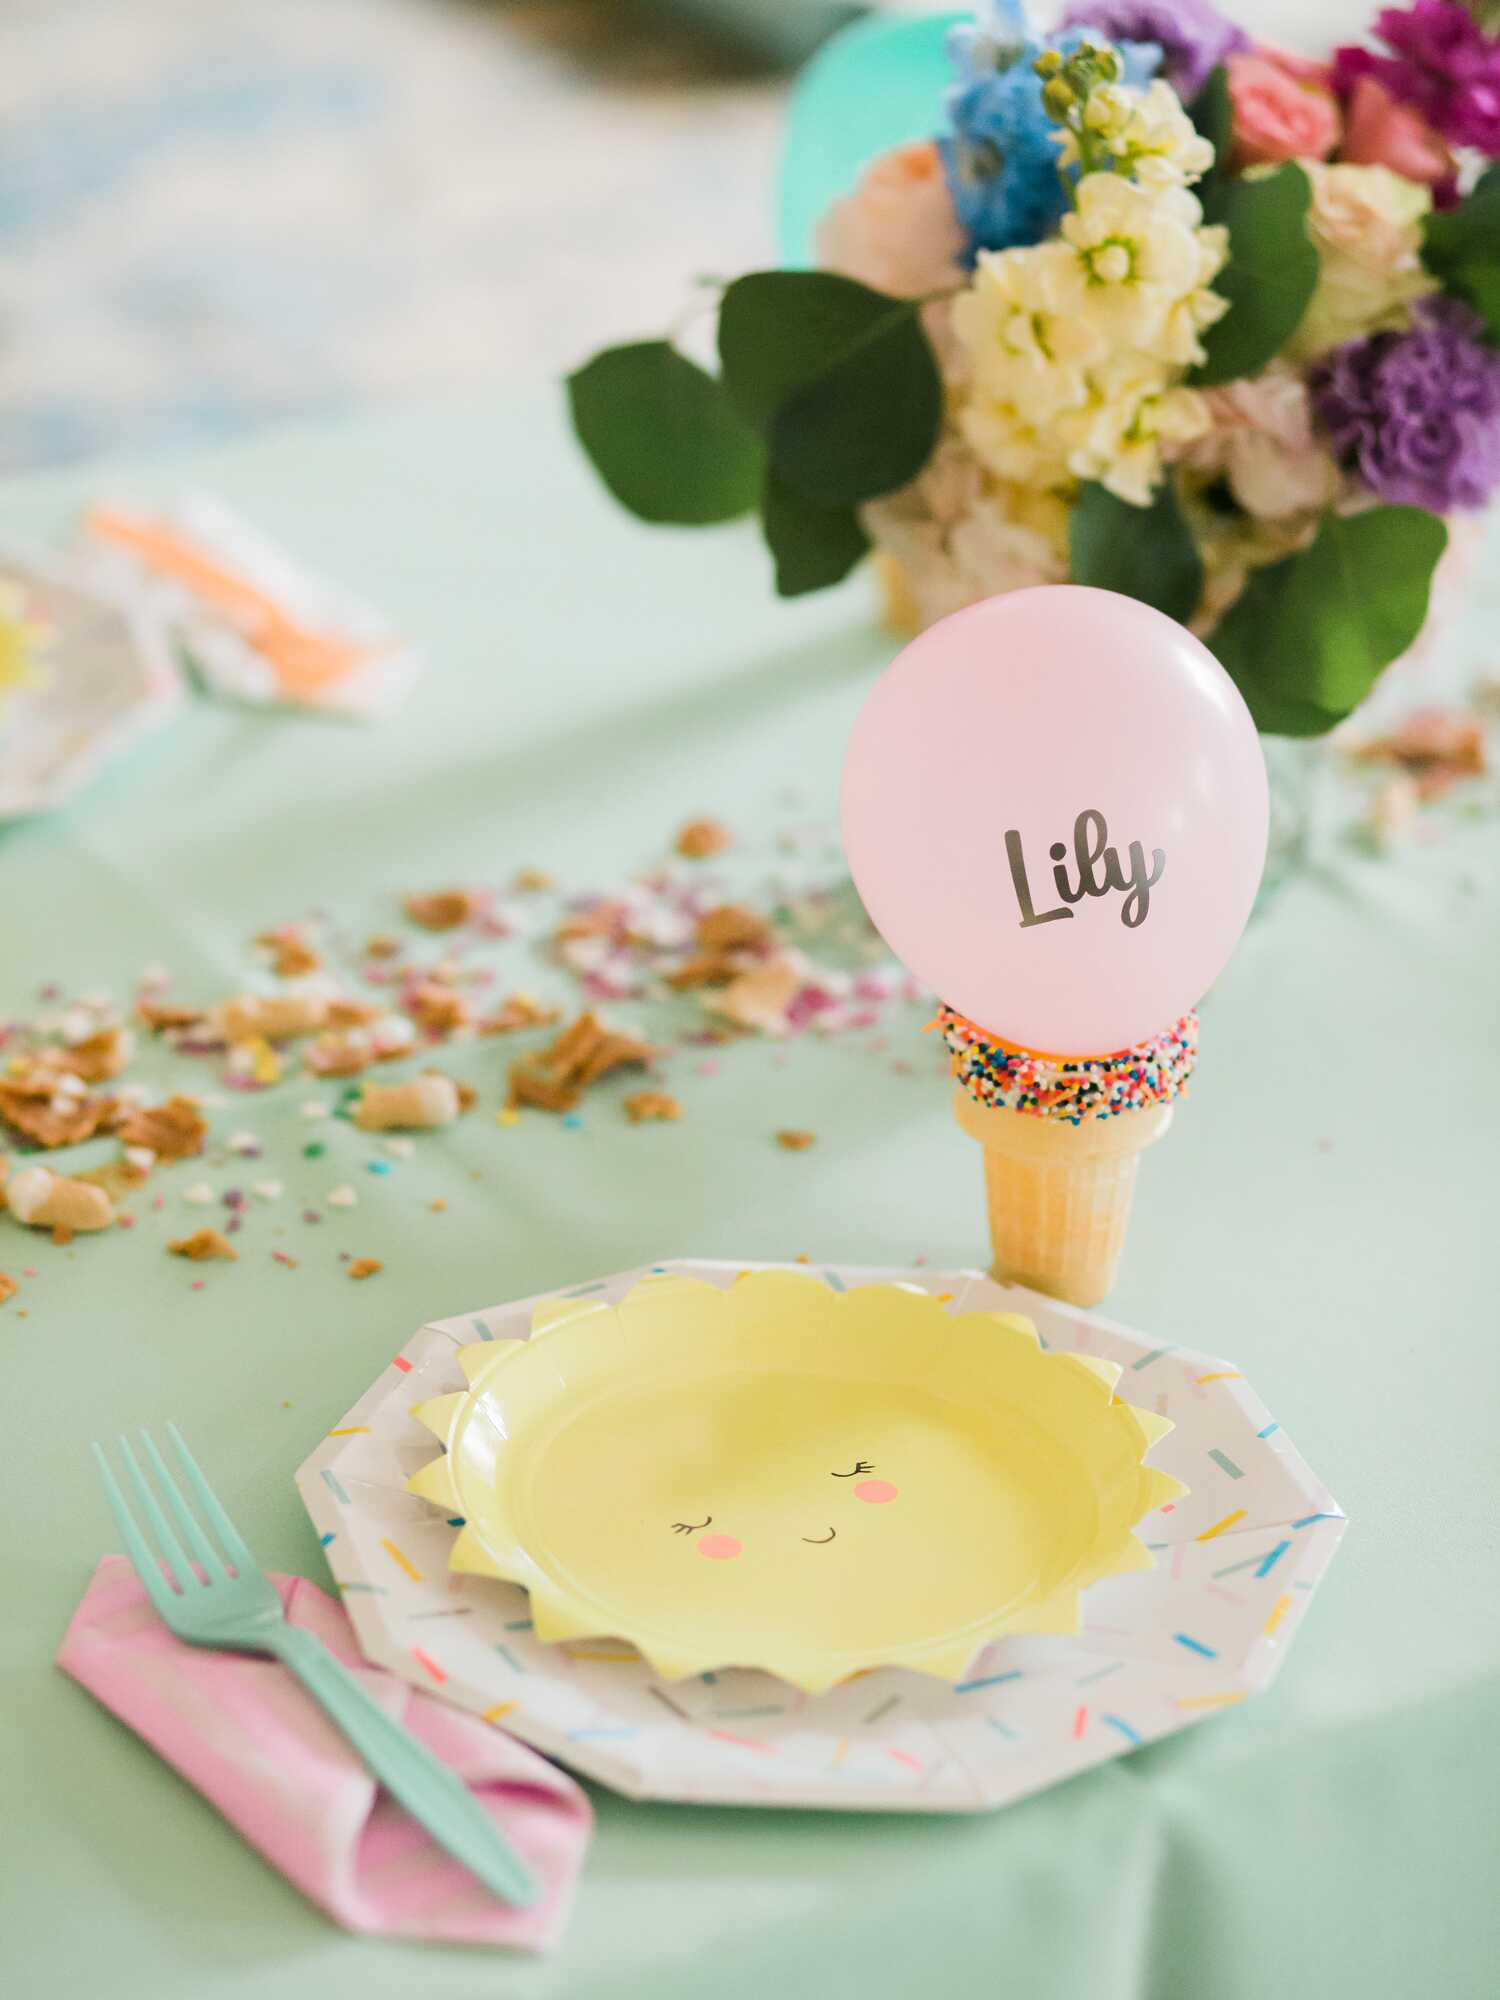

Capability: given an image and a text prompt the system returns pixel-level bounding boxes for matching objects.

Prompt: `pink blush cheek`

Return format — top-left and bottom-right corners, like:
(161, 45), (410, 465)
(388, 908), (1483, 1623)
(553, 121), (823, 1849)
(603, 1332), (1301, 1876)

(854, 1479), (898, 1504)
(697, 1533), (743, 1560)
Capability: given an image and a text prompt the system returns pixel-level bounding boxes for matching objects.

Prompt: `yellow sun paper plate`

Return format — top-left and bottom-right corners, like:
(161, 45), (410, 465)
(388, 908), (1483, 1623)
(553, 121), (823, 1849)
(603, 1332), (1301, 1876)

(408, 1270), (1186, 1692)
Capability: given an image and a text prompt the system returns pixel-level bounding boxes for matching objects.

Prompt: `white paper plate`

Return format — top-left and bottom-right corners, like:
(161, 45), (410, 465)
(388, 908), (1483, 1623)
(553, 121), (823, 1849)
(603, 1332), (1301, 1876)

(0, 548), (182, 819)
(295, 1261), (1346, 1813)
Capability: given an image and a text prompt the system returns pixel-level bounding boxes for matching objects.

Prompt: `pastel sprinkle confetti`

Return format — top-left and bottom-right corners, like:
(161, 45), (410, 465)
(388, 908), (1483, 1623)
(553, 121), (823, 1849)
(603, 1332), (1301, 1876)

(300, 1101), (329, 1120)
(251, 1180), (283, 1201)
(326, 1185), (357, 1208)
(366, 1159), (392, 1175)
(182, 1183), (215, 1206)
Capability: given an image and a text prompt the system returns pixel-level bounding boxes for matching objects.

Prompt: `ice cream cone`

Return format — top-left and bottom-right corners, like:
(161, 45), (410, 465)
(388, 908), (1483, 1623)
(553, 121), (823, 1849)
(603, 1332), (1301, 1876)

(953, 1086), (1173, 1307)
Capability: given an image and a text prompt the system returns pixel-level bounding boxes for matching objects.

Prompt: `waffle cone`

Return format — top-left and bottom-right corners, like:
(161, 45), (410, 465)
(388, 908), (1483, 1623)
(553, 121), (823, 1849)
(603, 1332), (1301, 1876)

(953, 1087), (1174, 1308)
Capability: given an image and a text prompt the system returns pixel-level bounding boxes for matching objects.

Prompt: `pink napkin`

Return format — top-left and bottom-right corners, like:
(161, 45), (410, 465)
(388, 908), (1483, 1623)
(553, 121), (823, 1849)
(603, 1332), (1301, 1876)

(58, 1556), (591, 1949)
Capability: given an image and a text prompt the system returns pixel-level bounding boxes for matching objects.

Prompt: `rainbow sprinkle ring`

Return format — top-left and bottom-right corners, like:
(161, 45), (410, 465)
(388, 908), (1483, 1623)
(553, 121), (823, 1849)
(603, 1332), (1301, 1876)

(938, 1007), (1198, 1125)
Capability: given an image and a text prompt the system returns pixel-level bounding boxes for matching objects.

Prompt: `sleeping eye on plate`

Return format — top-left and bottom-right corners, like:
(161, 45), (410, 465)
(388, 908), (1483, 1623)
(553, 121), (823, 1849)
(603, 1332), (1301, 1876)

(671, 1515), (712, 1534)
(831, 1462), (873, 1478)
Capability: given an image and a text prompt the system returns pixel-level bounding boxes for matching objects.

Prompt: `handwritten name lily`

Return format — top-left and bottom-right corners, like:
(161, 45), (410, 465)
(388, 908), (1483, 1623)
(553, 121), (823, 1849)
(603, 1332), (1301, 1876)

(1005, 810), (1165, 931)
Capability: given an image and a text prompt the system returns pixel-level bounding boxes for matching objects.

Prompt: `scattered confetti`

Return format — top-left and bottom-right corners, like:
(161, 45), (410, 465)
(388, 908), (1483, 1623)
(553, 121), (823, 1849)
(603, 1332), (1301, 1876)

(300, 1101), (330, 1121)
(326, 1185), (357, 1209)
(252, 1180), (283, 1201)
(182, 1183), (215, 1206)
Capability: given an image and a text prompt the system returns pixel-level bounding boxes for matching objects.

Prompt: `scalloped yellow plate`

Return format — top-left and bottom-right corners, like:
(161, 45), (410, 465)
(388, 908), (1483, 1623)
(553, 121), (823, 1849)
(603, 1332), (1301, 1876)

(408, 1271), (1186, 1691)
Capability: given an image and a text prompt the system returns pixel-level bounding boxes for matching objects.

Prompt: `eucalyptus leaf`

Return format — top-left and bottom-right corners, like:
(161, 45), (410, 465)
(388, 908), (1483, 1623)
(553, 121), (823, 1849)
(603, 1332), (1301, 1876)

(1207, 506), (1448, 733)
(719, 271), (943, 505)
(760, 468), (869, 596)
(567, 340), (764, 525)
(1422, 165), (1500, 341)
(1192, 163), (1319, 388)
(1068, 479), (1203, 625)
(1186, 65), (1232, 182)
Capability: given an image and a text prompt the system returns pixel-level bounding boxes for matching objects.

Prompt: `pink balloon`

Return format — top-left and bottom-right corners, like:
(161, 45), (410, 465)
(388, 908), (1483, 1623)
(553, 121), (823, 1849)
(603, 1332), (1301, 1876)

(841, 587), (1268, 1055)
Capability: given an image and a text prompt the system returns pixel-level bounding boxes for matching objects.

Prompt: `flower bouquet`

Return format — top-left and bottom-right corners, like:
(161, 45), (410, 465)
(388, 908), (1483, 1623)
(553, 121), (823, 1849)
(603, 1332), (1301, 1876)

(569, 0), (1500, 738)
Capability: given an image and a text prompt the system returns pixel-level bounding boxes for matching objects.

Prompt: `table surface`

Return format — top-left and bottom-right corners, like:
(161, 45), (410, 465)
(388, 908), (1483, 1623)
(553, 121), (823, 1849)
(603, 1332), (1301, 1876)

(3, 386), (1498, 2000)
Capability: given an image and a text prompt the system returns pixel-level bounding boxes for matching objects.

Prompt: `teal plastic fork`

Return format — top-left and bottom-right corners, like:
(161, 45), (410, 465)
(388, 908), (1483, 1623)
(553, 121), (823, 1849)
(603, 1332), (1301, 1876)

(92, 1424), (539, 1908)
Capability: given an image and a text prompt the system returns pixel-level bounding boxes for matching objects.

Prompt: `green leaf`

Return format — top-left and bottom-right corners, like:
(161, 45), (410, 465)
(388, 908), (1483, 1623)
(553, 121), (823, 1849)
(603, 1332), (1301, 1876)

(718, 271), (943, 505)
(1207, 507), (1449, 734)
(1068, 479), (1203, 626)
(566, 340), (764, 525)
(1186, 65), (1232, 180)
(1422, 165), (1500, 342)
(1191, 164), (1319, 388)
(759, 467), (869, 596)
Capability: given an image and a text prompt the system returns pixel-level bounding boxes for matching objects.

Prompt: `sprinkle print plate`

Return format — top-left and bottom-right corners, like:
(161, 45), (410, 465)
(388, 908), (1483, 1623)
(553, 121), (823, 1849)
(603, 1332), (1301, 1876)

(296, 1262), (1346, 1814)
(403, 1271), (1186, 1691)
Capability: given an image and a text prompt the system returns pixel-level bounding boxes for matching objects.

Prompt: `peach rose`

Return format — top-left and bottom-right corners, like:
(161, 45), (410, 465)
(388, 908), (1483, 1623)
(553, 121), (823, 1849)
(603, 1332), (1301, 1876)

(1228, 53), (1341, 167)
(816, 141), (966, 302)
(1339, 75), (1455, 190)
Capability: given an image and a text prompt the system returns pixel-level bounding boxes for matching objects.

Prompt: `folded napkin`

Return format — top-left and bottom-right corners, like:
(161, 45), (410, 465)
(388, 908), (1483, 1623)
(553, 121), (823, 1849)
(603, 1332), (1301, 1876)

(73, 492), (423, 720)
(58, 1556), (591, 1949)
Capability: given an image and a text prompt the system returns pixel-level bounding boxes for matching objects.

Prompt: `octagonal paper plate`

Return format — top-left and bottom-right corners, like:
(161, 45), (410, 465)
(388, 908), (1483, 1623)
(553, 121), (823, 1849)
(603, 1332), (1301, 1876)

(295, 1261), (1346, 1813)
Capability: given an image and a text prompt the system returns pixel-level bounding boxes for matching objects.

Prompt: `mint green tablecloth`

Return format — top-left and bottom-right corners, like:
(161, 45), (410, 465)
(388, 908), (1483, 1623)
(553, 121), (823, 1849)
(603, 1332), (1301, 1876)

(3, 390), (1498, 1999)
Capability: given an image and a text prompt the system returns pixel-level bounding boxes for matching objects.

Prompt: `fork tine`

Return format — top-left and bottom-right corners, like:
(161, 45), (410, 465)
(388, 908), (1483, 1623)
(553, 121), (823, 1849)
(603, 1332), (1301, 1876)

(118, 1436), (194, 1592)
(166, 1423), (254, 1572)
(140, 1431), (227, 1580)
(92, 1444), (179, 1616)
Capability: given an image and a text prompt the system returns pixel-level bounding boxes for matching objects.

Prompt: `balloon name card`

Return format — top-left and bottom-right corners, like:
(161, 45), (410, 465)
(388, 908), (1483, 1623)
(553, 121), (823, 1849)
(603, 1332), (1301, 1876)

(842, 587), (1269, 1056)
(1004, 809), (1164, 933)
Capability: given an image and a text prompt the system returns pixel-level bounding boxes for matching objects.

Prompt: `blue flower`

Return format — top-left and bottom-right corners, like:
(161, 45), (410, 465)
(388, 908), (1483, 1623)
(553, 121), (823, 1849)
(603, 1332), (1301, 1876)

(938, 2), (1160, 259)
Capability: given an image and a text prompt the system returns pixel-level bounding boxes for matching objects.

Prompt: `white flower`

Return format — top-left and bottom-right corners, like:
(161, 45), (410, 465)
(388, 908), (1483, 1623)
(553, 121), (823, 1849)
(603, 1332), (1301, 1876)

(951, 242), (1104, 420)
(1055, 175), (1227, 366)
(1057, 354), (1211, 506)
(1058, 79), (1216, 189)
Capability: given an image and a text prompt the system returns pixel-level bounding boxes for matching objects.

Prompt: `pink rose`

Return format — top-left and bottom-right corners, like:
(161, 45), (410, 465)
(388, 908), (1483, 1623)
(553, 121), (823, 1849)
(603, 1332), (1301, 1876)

(1339, 75), (1455, 190)
(816, 142), (966, 302)
(1228, 53), (1342, 167)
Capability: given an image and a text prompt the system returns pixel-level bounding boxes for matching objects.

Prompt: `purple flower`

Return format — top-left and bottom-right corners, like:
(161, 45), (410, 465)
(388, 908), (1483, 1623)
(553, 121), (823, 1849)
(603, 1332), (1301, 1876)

(1312, 299), (1500, 513)
(1332, 2), (1500, 155)
(1058, 0), (1247, 98)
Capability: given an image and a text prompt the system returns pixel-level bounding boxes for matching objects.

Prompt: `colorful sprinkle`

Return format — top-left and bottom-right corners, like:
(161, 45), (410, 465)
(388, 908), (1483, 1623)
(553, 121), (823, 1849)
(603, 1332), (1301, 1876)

(1172, 1632), (1218, 1658)
(1207, 1449), (1244, 1479)
(1196, 1509), (1247, 1541)
(938, 1005), (1197, 1124)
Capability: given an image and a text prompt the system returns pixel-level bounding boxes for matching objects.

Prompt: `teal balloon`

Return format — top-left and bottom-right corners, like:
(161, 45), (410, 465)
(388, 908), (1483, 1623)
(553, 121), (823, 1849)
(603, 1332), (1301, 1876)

(776, 11), (966, 268)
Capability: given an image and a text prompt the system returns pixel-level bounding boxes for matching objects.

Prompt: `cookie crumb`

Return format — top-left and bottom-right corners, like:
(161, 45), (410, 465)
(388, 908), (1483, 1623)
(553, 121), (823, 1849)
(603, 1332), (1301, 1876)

(675, 818), (732, 859)
(624, 1090), (682, 1124)
(0, 1273), (16, 1304)
(348, 1257), (383, 1280)
(168, 1228), (238, 1262)
(404, 890), (474, 931)
(117, 1095), (208, 1162)
(776, 1129), (817, 1151)
(513, 867), (553, 893)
